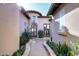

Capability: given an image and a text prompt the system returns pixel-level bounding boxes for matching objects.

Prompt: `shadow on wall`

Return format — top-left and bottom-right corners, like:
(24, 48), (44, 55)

(52, 3), (79, 45)
(52, 20), (61, 43)
(54, 3), (79, 20)
(52, 20), (79, 46)
(55, 26), (79, 50)
(63, 26), (79, 44)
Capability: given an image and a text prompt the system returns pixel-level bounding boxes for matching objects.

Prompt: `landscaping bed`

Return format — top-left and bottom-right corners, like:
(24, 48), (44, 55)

(43, 41), (56, 56)
(46, 40), (75, 56)
(12, 30), (31, 56)
(23, 40), (32, 56)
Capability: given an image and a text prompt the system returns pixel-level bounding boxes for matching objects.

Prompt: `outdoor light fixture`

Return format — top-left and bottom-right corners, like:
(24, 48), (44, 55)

(49, 15), (54, 21)
(49, 15), (54, 19)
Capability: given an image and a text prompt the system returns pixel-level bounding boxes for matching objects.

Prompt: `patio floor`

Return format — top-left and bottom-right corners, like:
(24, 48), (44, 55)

(29, 37), (50, 56)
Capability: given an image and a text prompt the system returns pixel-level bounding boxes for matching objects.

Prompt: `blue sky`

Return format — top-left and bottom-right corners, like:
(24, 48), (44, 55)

(17, 3), (51, 16)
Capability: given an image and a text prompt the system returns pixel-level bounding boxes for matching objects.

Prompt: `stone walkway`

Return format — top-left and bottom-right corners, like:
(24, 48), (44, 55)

(29, 37), (50, 56)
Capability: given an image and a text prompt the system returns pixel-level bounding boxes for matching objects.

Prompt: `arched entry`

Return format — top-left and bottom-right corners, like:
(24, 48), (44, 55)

(31, 22), (37, 37)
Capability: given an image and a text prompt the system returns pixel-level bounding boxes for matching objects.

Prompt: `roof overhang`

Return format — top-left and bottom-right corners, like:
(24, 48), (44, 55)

(47, 3), (65, 16)
(26, 10), (42, 16)
(38, 16), (51, 22)
(38, 16), (50, 18)
(21, 7), (30, 19)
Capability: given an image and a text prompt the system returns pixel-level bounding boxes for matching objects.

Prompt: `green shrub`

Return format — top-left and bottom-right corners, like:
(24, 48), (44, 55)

(47, 40), (75, 56)
(20, 29), (31, 48)
(57, 43), (72, 56)
(2, 54), (9, 56)
(38, 30), (44, 38)
(75, 43), (79, 51)
(47, 40), (58, 55)
(12, 29), (31, 56)
(67, 51), (75, 56)
(12, 45), (25, 56)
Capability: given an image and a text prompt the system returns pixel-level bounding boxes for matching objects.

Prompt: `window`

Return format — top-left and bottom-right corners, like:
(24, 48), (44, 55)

(44, 24), (46, 27)
(32, 28), (34, 32)
(47, 24), (50, 29)
(43, 24), (50, 37)
(31, 16), (37, 22)
(43, 24), (50, 29)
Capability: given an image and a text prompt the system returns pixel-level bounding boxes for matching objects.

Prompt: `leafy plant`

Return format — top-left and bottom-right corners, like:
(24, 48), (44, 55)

(67, 51), (75, 56)
(12, 45), (25, 56)
(38, 30), (44, 38)
(12, 29), (31, 56)
(75, 43), (79, 51)
(2, 54), (9, 56)
(47, 40), (75, 56)
(47, 40), (58, 55)
(20, 29), (31, 48)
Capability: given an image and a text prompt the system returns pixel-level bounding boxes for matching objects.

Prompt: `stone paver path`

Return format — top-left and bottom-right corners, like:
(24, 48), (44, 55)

(29, 37), (50, 56)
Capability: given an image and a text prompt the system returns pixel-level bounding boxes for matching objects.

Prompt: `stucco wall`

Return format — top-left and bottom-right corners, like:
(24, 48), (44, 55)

(51, 3), (79, 48)
(19, 12), (29, 36)
(0, 3), (19, 55)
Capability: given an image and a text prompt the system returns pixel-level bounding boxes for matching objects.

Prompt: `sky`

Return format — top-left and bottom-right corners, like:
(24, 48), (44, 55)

(17, 3), (51, 16)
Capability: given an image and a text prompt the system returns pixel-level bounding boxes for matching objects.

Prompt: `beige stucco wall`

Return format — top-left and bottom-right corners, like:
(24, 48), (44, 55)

(0, 3), (19, 55)
(19, 12), (29, 36)
(51, 3), (79, 48)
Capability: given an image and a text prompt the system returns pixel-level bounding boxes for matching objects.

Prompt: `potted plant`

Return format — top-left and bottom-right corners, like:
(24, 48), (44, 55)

(38, 30), (44, 38)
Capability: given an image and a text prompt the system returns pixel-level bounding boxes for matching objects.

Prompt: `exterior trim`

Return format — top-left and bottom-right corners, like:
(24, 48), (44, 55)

(38, 16), (50, 18)
(21, 7), (30, 19)
(26, 10), (42, 16)
(47, 3), (65, 16)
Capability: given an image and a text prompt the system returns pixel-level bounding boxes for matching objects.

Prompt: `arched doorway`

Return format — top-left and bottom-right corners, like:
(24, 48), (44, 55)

(31, 22), (37, 37)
